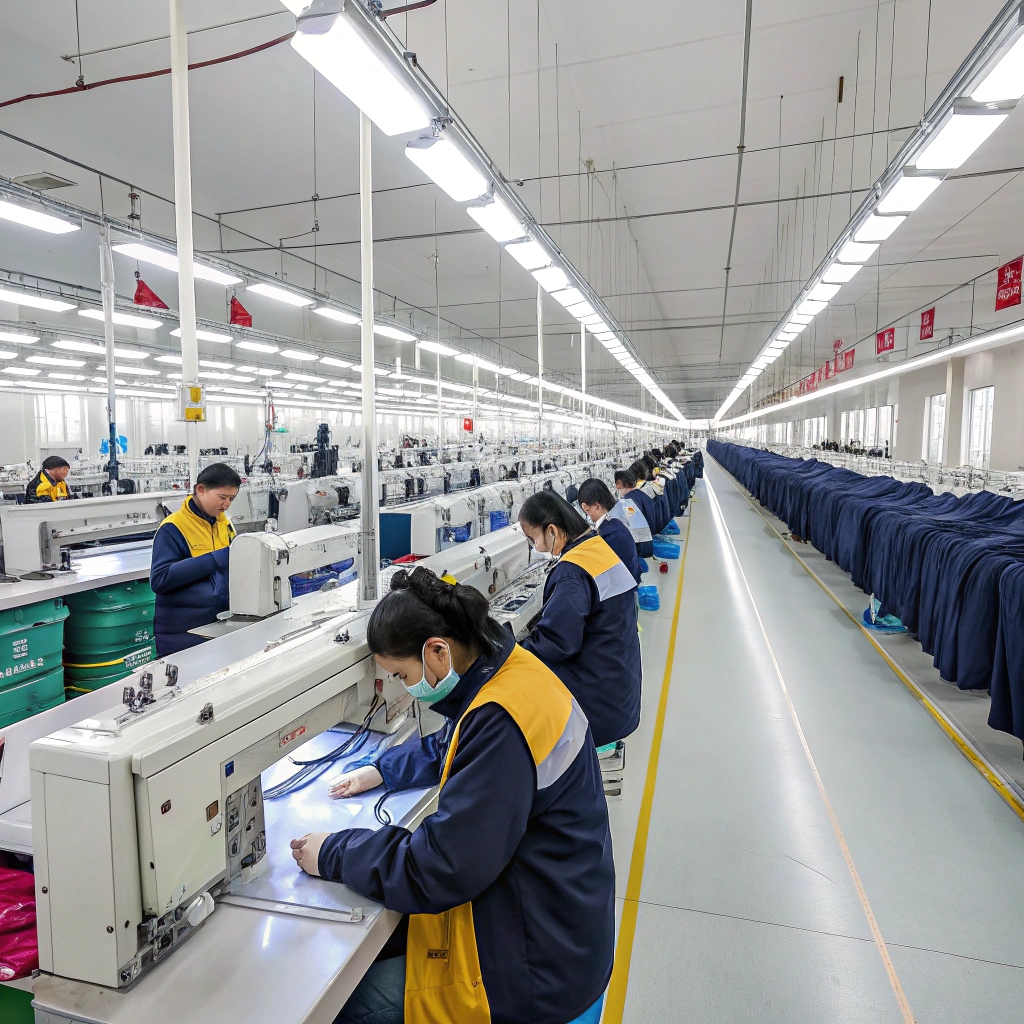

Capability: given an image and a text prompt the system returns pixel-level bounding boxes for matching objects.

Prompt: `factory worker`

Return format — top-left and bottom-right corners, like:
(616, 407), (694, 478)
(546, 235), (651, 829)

(577, 477), (643, 582)
(614, 469), (657, 556)
(518, 490), (641, 747)
(291, 567), (613, 1024)
(628, 460), (667, 533)
(150, 462), (240, 657)
(25, 456), (72, 502)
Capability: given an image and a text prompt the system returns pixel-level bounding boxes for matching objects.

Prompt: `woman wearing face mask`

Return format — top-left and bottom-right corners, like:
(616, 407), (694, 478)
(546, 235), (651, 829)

(577, 477), (643, 583)
(517, 490), (641, 748)
(290, 567), (614, 1024)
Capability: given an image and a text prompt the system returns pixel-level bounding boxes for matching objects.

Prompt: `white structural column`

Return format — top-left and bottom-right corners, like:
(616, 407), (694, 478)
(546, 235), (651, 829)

(580, 326), (588, 451)
(169, 0), (200, 486)
(537, 284), (544, 441)
(98, 220), (119, 483)
(359, 111), (380, 607)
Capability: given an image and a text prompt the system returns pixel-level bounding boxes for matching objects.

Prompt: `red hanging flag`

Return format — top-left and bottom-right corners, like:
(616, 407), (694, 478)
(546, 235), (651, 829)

(995, 256), (1022, 311)
(230, 296), (253, 327)
(133, 276), (168, 309)
(920, 307), (935, 340)
(832, 338), (843, 353)
(876, 327), (895, 356)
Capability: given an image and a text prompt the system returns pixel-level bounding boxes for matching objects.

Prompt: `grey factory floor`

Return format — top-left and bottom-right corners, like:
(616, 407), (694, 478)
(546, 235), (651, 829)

(604, 456), (1024, 1024)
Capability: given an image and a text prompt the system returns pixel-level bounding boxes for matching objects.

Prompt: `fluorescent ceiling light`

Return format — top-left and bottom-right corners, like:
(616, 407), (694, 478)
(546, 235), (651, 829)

(313, 306), (360, 325)
(588, 320), (610, 334)
(373, 324), (417, 341)
(972, 35), (1024, 102)
(353, 366), (391, 376)
(51, 340), (147, 358)
(247, 282), (314, 307)
(2, 367), (41, 375)
(113, 365), (161, 375)
(290, 11), (431, 136)
(170, 327), (233, 343)
(280, 349), (319, 361)
(155, 355), (182, 364)
(915, 111), (1007, 169)
(236, 340), (280, 353)
(0, 331), (38, 344)
(837, 240), (879, 263)
(594, 331), (615, 342)
(877, 174), (942, 214)
(775, 331), (797, 341)
(0, 350), (17, 360)
(418, 339), (458, 356)
(821, 262), (863, 284)
(405, 136), (489, 202)
(0, 287), (76, 312)
(28, 355), (86, 367)
(247, 367), (281, 376)
(567, 301), (596, 319)
(199, 371), (230, 380)
(111, 242), (241, 285)
(807, 282), (841, 302)
(320, 356), (354, 369)
(229, 375), (254, 383)
(796, 298), (827, 316)
(47, 372), (87, 380)
(551, 287), (585, 308)
(200, 360), (233, 369)
(79, 308), (162, 329)
(505, 239), (551, 271)
(466, 196), (525, 243)
(532, 266), (569, 292)
(509, 371), (531, 381)
(785, 320), (809, 334)
(853, 214), (905, 243)
(285, 372), (326, 384)
(0, 199), (80, 234)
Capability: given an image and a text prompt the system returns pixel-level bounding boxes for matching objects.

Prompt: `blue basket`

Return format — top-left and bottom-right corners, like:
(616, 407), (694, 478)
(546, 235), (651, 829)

(489, 510), (509, 531)
(662, 519), (680, 535)
(289, 558), (356, 597)
(638, 585), (660, 611)
(653, 539), (680, 560)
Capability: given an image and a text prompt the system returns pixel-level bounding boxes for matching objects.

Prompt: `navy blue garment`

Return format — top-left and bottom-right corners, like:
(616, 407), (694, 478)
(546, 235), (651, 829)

(990, 563), (1024, 740)
(598, 515), (643, 583)
(318, 633), (615, 1024)
(521, 531), (641, 745)
(624, 486), (658, 556)
(150, 497), (231, 656)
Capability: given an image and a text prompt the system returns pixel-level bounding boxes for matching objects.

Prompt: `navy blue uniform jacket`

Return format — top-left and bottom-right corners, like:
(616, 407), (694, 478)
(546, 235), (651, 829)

(599, 515), (643, 582)
(521, 532), (642, 745)
(319, 634), (615, 1024)
(625, 487), (659, 554)
(150, 498), (231, 656)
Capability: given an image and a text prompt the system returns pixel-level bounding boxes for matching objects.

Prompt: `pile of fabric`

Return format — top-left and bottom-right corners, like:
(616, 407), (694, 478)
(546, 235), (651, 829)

(708, 439), (1024, 746)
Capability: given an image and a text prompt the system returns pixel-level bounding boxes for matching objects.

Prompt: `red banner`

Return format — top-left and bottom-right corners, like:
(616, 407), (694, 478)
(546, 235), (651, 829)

(920, 307), (935, 340)
(462, 417), (474, 433)
(841, 349), (855, 371)
(876, 327), (895, 355)
(996, 256), (1023, 310)
(824, 360), (835, 380)
(833, 338), (843, 353)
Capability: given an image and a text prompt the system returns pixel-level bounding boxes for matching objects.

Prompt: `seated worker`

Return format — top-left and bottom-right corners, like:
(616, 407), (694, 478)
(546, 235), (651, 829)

(614, 469), (656, 557)
(25, 456), (72, 502)
(577, 477), (643, 582)
(150, 463), (240, 657)
(518, 490), (641, 748)
(291, 567), (614, 1024)
(628, 460), (668, 534)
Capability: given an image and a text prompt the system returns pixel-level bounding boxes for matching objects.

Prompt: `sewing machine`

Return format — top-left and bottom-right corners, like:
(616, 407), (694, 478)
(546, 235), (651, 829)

(227, 523), (360, 619)
(0, 492), (186, 574)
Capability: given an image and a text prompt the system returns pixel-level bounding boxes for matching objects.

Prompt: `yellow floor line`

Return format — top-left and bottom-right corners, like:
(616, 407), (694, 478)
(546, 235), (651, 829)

(713, 458), (1024, 826)
(603, 499), (694, 1024)
(704, 476), (916, 1024)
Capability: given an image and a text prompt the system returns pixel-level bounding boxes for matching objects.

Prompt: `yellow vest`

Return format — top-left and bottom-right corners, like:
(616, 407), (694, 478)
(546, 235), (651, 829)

(404, 645), (581, 1024)
(560, 532), (637, 602)
(27, 470), (69, 502)
(157, 497), (235, 555)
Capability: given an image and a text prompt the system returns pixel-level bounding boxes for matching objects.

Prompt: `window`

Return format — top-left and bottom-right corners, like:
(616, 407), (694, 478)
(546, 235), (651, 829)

(877, 406), (893, 451)
(865, 408), (877, 448)
(35, 394), (84, 445)
(967, 386), (994, 469)
(924, 393), (945, 463)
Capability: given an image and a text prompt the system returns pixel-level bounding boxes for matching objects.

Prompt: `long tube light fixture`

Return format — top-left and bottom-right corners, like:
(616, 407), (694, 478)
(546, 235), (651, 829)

(714, 2), (1024, 424)
(0, 198), (81, 234)
(111, 241), (242, 286)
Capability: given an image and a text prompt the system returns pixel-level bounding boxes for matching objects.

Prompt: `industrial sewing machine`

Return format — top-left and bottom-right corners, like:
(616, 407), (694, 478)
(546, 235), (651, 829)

(0, 491), (186, 573)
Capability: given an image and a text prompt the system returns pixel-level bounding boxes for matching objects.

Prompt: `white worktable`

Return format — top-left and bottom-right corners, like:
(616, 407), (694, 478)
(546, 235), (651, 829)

(0, 548), (153, 612)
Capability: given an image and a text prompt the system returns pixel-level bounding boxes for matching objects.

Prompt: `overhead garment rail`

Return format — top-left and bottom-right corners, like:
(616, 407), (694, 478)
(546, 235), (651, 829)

(707, 439), (1024, 749)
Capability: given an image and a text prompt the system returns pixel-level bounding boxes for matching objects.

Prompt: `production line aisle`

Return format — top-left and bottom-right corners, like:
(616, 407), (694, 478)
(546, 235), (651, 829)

(606, 461), (1024, 1024)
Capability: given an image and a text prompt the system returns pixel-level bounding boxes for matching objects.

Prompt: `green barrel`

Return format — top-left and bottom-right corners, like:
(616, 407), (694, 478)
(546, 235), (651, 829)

(0, 665), (66, 728)
(64, 581), (156, 693)
(0, 598), (67, 698)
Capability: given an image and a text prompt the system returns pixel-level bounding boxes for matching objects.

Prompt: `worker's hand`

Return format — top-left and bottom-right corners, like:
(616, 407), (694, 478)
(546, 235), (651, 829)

(328, 766), (383, 800)
(290, 832), (330, 876)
